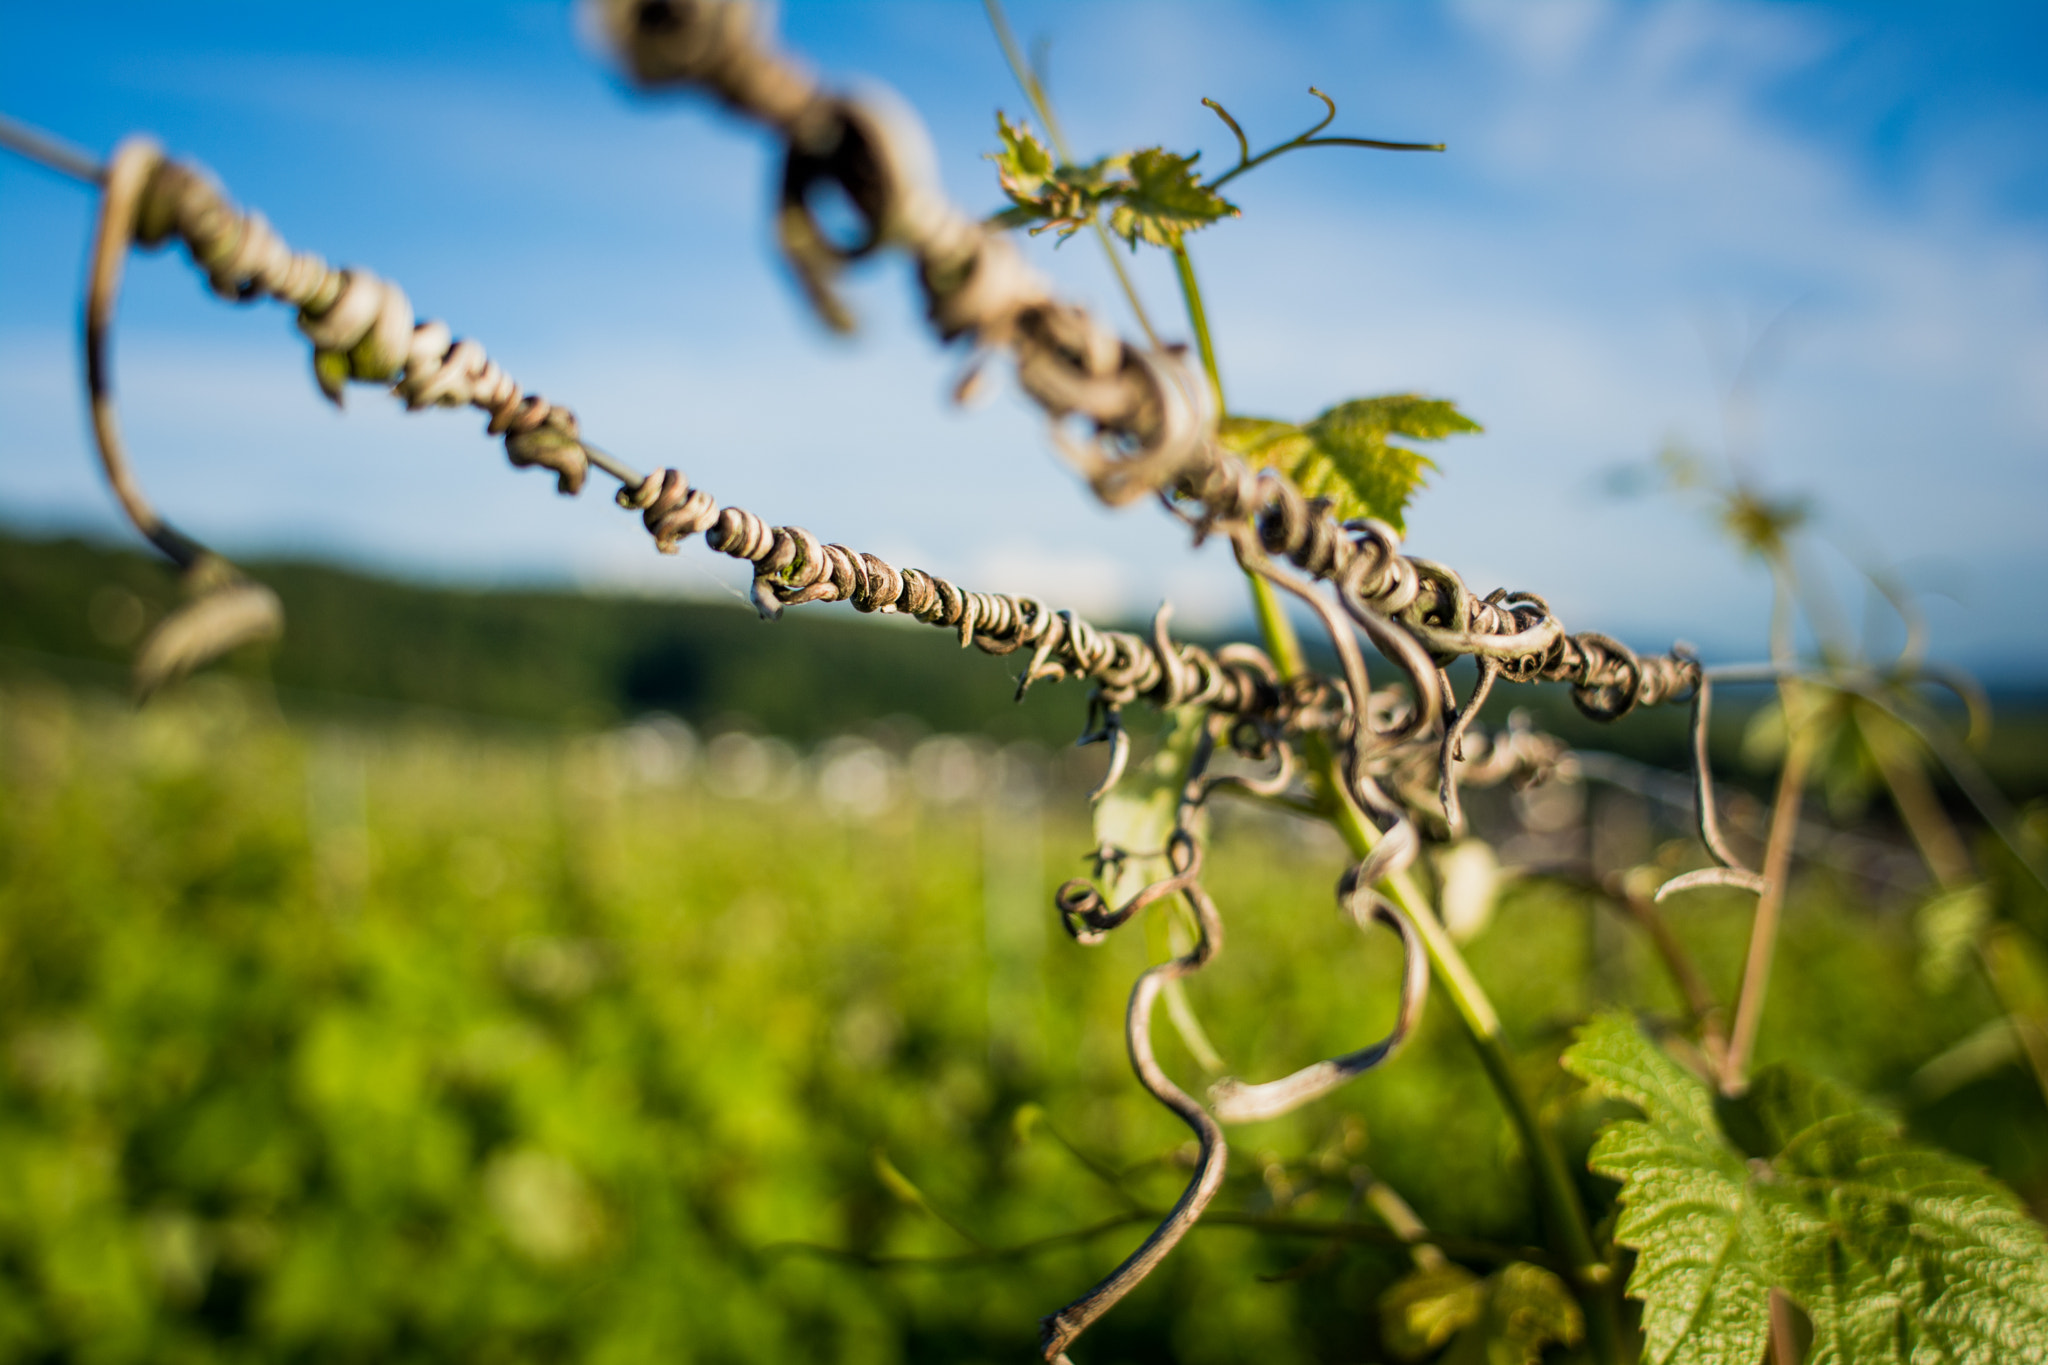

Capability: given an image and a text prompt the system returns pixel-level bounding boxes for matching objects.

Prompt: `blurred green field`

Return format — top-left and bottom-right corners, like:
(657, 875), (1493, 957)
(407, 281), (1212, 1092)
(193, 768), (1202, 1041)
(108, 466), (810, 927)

(2, 671), (2041, 1364)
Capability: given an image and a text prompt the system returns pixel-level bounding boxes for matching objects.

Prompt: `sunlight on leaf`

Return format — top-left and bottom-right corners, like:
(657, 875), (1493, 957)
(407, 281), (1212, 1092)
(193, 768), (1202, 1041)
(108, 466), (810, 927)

(1917, 883), (1993, 993)
(1563, 1013), (2048, 1365)
(1219, 395), (1480, 533)
(1106, 148), (1238, 249)
(986, 118), (1236, 249)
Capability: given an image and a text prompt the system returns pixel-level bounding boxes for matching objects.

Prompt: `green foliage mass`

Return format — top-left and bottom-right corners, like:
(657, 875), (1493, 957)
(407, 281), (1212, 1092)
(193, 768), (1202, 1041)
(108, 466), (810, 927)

(0, 676), (2040, 1361)
(1564, 1014), (2048, 1365)
(1379, 1259), (1582, 1365)
(1218, 397), (1481, 534)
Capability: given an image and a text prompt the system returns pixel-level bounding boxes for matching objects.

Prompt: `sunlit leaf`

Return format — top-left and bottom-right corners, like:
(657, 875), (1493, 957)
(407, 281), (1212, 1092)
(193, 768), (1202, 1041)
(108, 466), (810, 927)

(985, 113), (1121, 241)
(1218, 395), (1480, 533)
(1380, 1259), (1583, 1365)
(987, 123), (1235, 249)
(1382, 1261), (1486, 1357)
(990, 111), (1055, 200)
(1563, 1013), (2048, 1365)
(1105, 148), (1238, 249)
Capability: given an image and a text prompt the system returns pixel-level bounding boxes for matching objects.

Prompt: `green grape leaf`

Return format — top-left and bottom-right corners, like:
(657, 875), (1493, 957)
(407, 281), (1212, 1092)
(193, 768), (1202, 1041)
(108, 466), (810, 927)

(1218, 395), (1480, 533)
(1380, 1260), (1583, 1365)
(987, 122), (1236, 250)
(985, 114), (1123, 242)
(1563, 1013), (2048, 1365)
(1105, 147), (1238, 249)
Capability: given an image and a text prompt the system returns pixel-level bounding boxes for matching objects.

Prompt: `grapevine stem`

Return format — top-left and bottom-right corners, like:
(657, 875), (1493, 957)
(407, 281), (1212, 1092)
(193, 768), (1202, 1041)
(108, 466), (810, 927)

(1171, 243), (1223, 403)
(1167, 130), (1619, 1365)
(1720, 707), (1816, 1094)
(1315, 753), (1623, 1361)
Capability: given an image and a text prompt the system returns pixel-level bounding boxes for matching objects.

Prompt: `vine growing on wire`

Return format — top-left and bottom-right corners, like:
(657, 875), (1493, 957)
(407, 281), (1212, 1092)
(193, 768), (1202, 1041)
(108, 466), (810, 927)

(2, 1), (2044, 1361)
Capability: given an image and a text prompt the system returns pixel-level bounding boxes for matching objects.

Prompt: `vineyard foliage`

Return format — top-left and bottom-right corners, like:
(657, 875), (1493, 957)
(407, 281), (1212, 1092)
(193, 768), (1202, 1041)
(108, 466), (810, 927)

(1566, 1015), (2048, 1364)
(0, 674), (2040, 1361)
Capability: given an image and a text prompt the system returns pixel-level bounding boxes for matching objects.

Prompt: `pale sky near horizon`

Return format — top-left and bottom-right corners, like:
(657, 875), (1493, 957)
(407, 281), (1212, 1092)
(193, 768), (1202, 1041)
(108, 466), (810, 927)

(3, 2), (2045, 679)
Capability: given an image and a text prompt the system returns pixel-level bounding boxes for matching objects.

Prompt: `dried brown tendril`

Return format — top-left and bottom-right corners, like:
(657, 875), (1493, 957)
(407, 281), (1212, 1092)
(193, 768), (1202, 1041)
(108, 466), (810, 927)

(1040, 713), (1437, 1362)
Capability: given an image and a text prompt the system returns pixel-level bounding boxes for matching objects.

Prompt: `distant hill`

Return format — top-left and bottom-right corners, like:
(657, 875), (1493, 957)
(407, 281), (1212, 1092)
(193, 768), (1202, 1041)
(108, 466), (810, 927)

(0, 530), (1086, 743)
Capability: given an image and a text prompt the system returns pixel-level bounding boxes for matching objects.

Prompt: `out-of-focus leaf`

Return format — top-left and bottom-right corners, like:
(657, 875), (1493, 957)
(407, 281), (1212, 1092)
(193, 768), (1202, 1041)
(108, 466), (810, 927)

(990, 111), (1055, 200)
(1564, 1013), (2048, 1365)
(484, 1147), (606, 1265)
(1105, 148), (1238, 249)
(1918, 883), (1993, 993)
(1382, 1261), (1486, 1357)
(1218, 395), (1480, 533)
(1480, 1262), (1584, 1365)
(1380, 1259), (1582, 1365)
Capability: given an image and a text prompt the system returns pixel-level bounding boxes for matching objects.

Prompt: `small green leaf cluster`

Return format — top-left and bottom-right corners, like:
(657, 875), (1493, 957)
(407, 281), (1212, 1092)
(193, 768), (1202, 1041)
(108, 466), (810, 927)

(989, 113), (1238, 249)
(1380, 1259), (1583, 1365)
(1564, 1014), (2048, 1365)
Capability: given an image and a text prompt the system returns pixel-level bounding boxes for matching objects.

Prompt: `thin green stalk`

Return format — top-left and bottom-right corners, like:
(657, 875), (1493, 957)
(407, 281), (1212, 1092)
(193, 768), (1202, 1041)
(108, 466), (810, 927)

(1247, 573), (1307, 678)
(1092, 228), (1164, 349)
(1171, 243), (1223, 404)
(1165, 76), (1616, 1363)
(1314, 751), (1622, 1361)
(1220, 415), (1616, 1353)
(1721, 713), (1816, 1094)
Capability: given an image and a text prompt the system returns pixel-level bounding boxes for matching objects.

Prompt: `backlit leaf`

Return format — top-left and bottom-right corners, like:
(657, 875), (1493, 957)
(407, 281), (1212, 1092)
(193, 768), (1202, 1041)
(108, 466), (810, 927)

(1917, 883), (1993, 993)
(1380, 1259), (1583, 1365)
(987, 123), (1235, 249)
(989, 111), (1054, 200)
(1563, 1013), (2048, 1365)
(985, 113), (1120, 242)
(1218, 395), (1480, 533)
(1105, 148), (1238, 249)
(1381, 1261), (1486, 1357)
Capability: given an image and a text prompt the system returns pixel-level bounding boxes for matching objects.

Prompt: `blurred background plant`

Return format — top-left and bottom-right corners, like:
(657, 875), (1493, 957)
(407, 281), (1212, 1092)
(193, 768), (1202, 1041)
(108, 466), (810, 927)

(2, 658), (2041, 1364)
(5, 511), (2047, 1359)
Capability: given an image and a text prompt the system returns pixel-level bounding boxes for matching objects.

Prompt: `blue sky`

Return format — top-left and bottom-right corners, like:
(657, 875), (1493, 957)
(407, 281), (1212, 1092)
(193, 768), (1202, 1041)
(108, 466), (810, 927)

(3, 2), (2045, 679)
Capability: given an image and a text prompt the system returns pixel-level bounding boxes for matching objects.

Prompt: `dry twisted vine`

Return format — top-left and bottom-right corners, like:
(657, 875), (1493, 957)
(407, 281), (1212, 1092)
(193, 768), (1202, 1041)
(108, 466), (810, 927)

(3, 3), (1728, 1354)
(1041, 714), (1430, 1361)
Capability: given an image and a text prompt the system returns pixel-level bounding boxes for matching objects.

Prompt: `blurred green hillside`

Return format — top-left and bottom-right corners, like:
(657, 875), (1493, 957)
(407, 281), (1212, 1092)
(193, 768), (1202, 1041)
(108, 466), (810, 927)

(1, 677), (2044, 1361)
(4, 530), (2047, 1360)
